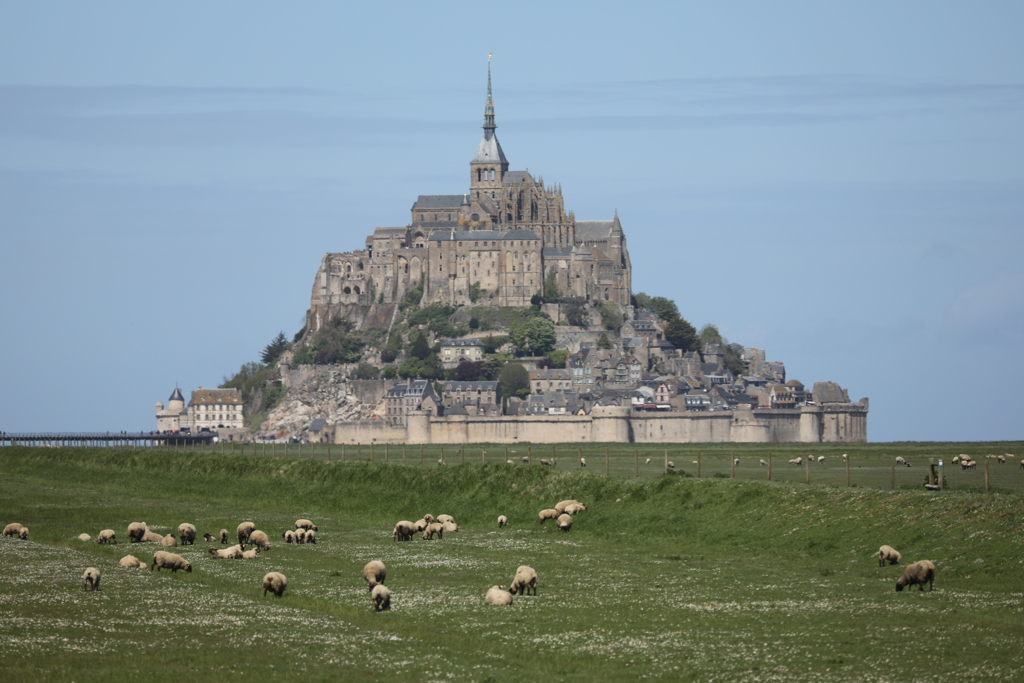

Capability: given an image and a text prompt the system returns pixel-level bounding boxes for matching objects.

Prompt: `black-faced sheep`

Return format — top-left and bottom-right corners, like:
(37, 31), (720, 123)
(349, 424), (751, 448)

(151, 551), (191, 573)
(554, 500), (580, 514)
(209, 545), (243, 559)
(393, 521), (416, 541)
(372, 584), (391, 612)
(667, 461), (675, 469)
(788, 457), (803, 466)
(241, 547), (260, 559)
(127, 522), (148, 543)
(877, 545), (902, 567)
(436, 514), (455, 525)
(414, 519), (428, 532)
(895, 457), (909, 467)
(119, 555), (146, 569)
(82, 567), (101, 591)
(219, 529), (229, 544)
(141, 530), (163, 544)
(422, 522), (444, 540)
(760, 459), (768, 467)
(423, 514), (434, 525)
(484, 585), (513, 606)
(304, 529), (317, 544)
(237, 522), (255, 546)
(177, 523), (196, 545)
(557, 513), (573, 532)
(18, 527), (29, 540)
(262, 571), (287, 597)
(564, 503), (587, 515)
(203, 533), (216, 542)
(817, 456), (825, 463)
(77, 533), (92, 542)
(540, 458), (556, 467)
(3, 523), (24, 537)
(247, 530), (272, 551)
(363, 560), (386, 590)
(295, 519), (318, 531)
(580, 457), (587, 467)
(282, 530), (296, 543)
(896, 560), (935, 592)
(538, 509), (559, 524)
(509, 566), (537, 596)
(497, 515), (507, 528)
(97, 529), (117, 545)
(160, 533), (178, 547)
(294, 529), (306, 544)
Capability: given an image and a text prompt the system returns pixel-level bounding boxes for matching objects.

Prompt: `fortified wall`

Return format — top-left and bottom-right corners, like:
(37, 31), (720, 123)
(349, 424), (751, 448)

(332, 401), (869, 445)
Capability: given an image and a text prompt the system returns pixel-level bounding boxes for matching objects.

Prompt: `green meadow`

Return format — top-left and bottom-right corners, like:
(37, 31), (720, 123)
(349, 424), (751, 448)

(1, 443), (1022, 681)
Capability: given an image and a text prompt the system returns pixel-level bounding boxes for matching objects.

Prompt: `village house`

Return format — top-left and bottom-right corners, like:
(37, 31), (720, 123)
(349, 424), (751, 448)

(384, 380), (436, 427)
(439, 338), (484, 368)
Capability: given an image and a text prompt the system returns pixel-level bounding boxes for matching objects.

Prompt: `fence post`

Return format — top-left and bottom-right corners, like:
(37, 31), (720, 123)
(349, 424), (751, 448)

(578, 446), (582, 469)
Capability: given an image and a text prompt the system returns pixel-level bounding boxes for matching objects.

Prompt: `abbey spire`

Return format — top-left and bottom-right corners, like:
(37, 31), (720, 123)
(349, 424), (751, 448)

(470, 54), (508, 199)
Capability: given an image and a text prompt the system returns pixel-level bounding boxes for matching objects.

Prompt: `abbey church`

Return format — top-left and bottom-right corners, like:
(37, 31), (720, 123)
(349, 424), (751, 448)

(310, 63), (632, 314)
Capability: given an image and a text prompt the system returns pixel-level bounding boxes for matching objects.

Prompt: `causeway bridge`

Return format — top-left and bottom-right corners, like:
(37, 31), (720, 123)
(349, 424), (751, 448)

(1, 432), (219, 448)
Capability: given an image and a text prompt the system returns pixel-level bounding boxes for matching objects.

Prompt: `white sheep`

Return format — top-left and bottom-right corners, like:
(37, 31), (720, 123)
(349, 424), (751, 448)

(77, 533), (92, 542)
(282, 530), (296, 543)
(436, 514), (455, 525)
(556, 513), (573, 532)
(564, 503), (587, 515)
(141, 530), (164, 544)
(760, 459), (768, 467)
(209, 545), (244, 559)
(497, 515), (507, 528)
(237, 522), (256, 546)
(82, 567), (101, 591)
(423, 514), (435, 525)
(295, 528), (307, 544)
(150, 551), (192, 573)
(3, 523), (24, 537)
(580, 457), (587, 467)
(540, 458), (556, 467)
(295, 519), (318, 531)
(896, 560), (935, 592)
(372, 584), (392, 611)
(177, 523), (196, 545)
(127, 521), (148, 543)
(509, 565), (537, 596)
(160, 533), (178, 547)
(441, 520), (459, 533)
(247, 530), (272, 551)
(554, 500), (580, 514)
(18, 527), (29, 540)
(363, 560), (386, 590)
(817, 456), (825, 463)
(304, 529), (317, 544)
(219, 529), (229, 544)
(119, 555), (146, 569)
(733, 458), (740, 466)
(203, 533), (216, 542)
(788, 457), (803, 466)
(422, 522), (444, 540)
(484, 585), (513, 606)
(667, 461), (675, 469)
(262, 571), (287, 598)
(393, 521), (417, 541)
(877, 545), (902, 567)
(894, 456), (908, 467)
(241, 547), (260, 559)
(414, 518), (428, 532)
(97, 529), (117, 545)
(645, 458), (652, 465)
(538, 509), (559, 524)
(952, 455), (961, 465)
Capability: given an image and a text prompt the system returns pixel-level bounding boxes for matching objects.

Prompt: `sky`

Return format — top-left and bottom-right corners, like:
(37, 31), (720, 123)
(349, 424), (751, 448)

(1, 2), (1022, 442)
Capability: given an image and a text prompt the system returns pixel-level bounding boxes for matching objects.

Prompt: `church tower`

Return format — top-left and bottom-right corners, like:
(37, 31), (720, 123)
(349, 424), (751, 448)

(470, 56), (508, 204)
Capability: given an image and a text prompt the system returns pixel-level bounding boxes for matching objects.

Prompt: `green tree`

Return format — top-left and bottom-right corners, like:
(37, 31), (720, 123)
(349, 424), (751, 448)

(699, 324), (723, 347)
(562, 297), (588, 327)
(410, 330), (431, 360)
(260, 332), (288, 365)
(398, 358), (421, 379)
(510, 317), (556, 356)
(597, 333), (612, 349)
(292, 318), (364, 365)
(455, 359), (485, 381)
(499, 363), (531, 399)
(480, 355), (507, 381)
(542, 268), (559, 304)
(547, 349), (568, 369)
(352, 363), (380, 380)
(598, 302), (622, 330)
(647, 296), (680, 322)
(469, 282), (484, 303)
(664, 317), (698, 352)
(381, 366), (397, 379)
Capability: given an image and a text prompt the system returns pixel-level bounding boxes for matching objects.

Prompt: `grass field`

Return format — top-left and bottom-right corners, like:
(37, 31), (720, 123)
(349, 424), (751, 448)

(2, 443), (1023, 681)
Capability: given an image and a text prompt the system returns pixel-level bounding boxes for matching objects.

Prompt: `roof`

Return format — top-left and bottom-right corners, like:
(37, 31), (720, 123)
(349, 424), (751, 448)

(428, 229), (540, 242)
(372, 227), (408, 236)
(189, 388), (242, 406)
(413, 195), (465, 210)
(472, 129), (508, 164)
(386, 380), (433, 399)
(812, 381), (850, 404)
(443, 381), (498, 391)
(169, 387), (185, 403)
(542, 247), (573, 258)
(575, 220), (615, 239)
(503, 170), (529, 184)
(440, 338), (483, 347)
(309, 418), (325, 432)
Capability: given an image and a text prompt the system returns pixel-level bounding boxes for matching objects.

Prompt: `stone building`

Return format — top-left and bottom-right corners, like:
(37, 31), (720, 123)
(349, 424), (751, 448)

(307, 61), (632, 332)
(384, 380), (436, 427)
(155, 387), (243, 432)
(439, 338), (484, 368)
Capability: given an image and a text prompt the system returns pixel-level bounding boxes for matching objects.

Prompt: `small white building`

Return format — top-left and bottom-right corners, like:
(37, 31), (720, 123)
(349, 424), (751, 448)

(155, 386), (244, 432)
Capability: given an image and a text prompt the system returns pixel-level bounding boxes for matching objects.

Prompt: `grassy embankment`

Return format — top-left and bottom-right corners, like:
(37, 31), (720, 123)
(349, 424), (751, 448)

(1, 446), (1022, 681)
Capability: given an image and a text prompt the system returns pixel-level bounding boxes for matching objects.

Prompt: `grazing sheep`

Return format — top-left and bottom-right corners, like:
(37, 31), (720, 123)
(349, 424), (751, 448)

(436, 514), (455, 525)
(141, 530), (163, 544)
(506, 459), (514, 464)
(564, 503), (587, 515)
(952, 456), (961, 465)
(150, 551), (192, 573)
(895, 456), (908, 467)
(241, 548), (260, 559)
(203, 533), (216, 542)
(733, 458), (740, 466)
(580, 457), (587, 467)
(177, 523), (196, 545)
(962, 460), (977, 470)
(247, 530), (271, 551)
(77, 533), (92, 542)
(160, 534), (178, 547)
(1020, 459), (1024, 469)
(817, 456), (825, 463)
(237, 522), (256, 546)
(363, 560), (386, 590)
(82, 567), (101, 591)
(96, 529), (117, 545)
(282, 530), (296, 543)
(423, 514), (435, 526)
(878, 545), (902, 567)
(441, 521), (459, 533)
(540, 458), (555, 467)
(760, 459), (768, 467)
(509, 566), (538, 596)
(422, 522), (444, 540)
(554, 500), (581, 514)
(295, 519), (318, 531)
(371, 584), (392, 612)
(393, 521), (417, 541)
(896, 560), (935, 592)
(294, 529), (307, 544)
(497, 515), (507, 528)
(842, 453), (848, 461)
(3, 523), (24, 537)
(127, 522), (148, 543)
(556, 513), (573, 532)
(17, 527), (29, 540)
(262, 571), (287, 598)
(538, 509), (559, 524)
(305, 529), (317, 544)
(437, 458), (446, 466)
(209, 545), (243, 559)
(997, 455), (1006, 464)
(521, 456), (530, 464)
(484, 585), (513, 606)
(219, 529), (229, 544)
(119, 555), (146, 569)
(667, 461), (675, 469)
(788, 457), (803, 466)
(413, 519), (428, 532)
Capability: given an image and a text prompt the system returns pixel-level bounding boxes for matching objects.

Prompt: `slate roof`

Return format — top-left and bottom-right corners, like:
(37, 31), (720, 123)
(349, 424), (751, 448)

(472, 129), (507, 164)
(413, 195), (465, 210)
(189, 388), (242, 406)
(428, 229), (540, 242)
(812, 381), (850, 404)
(575, 220), (615, 239)
(503, 171), (529, 184)
(169, 387), (185, 403)
(440, 338), (484, 348)
(443, 381), (498, 392)
(542, 247), (573, 258)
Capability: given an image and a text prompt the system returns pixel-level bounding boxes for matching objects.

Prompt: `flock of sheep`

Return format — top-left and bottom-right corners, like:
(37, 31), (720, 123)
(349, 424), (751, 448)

(877, 544), (936, 592)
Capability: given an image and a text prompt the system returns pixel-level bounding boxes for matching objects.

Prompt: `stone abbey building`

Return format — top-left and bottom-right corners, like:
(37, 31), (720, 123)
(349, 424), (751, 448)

(310, 64), (632, 315)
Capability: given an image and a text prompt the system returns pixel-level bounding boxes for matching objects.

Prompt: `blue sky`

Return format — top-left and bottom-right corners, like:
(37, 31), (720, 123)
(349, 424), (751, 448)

(1, 2), (1021, 441)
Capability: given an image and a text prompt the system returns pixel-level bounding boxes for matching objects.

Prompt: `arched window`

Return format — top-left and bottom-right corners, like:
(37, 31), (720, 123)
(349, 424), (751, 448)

(357, 262), (364, 271)
(354, 286), (361, 295)
(343, 286), (351, 294)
